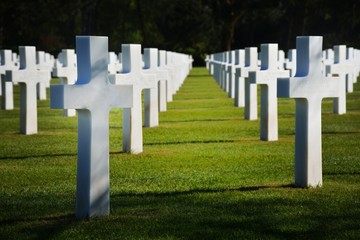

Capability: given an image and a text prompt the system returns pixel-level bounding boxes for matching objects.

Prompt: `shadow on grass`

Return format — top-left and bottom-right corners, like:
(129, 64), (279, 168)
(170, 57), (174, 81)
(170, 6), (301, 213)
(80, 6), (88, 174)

(144, 139), (236, 146)
(1, 183), (359, 239)
(322, 131), (360, 135)
(108, 183), (358, 239)
(0, 153), (77, 161)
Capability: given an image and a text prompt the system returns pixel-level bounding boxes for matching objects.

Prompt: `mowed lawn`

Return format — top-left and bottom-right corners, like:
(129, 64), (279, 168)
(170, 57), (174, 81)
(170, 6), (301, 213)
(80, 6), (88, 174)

(0, 67), (359, 239)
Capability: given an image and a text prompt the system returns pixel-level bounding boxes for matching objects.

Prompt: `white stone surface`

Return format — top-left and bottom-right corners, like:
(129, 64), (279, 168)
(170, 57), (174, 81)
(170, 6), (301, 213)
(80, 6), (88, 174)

(325, 45), (349, 115)
(53, 49), (78, 116)
(234, 49), (245, 107)
(6, 46), (51, 134)
(50, 36), (133, 218)
(108, 51), (122, 74)
(0, 50), (17, 110)
(143, 48), (169, 113)
(158, 50), (171, 110)
(249, 44), (289, 141)
(277, 36), (342, 188)
(36, 51), (52, 100)
(240, 47), (259, 120)
(142, 48), (163, 127)
(109, 44), (156, 154)
(329, 45), (354, 93)
(285, 49), (296, 77)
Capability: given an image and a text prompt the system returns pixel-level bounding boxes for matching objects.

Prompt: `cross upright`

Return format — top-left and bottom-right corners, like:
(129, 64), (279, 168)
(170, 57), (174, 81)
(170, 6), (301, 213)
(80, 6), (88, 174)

(327, 45), (354, 93)
(143, 48), (169, 113)
(53, 49), (78, 117)
(50, 36), (133, 218)
(277, 36), (342, 188)
(158, 50), (172, 107)
(142, 48), (163, 127)
(109, 44), (156, 154)
(6, 46), (51, 134)
(226, 50), (235, 98)
(233, 49), (245, 107)
(240, 47), (259, 120)
(0, 50), (17, 110)
(36, 51), (52, 100)
(325, 45), (348, 115)
(249, 44), (289, 141)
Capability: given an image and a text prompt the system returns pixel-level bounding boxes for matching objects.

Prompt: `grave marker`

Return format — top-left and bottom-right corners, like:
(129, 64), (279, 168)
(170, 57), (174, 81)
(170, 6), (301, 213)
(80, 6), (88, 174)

(109, 44), (156, 154)
(143, 48), (169, 113)
(240, 47), (259, 120)
(277, 36), (342, 187)
(52, 49), (78, 117)
(6, 46), (51, 134)
(249, 44), (289, 141)
(324, 46), (347, 114)
(327, 45), (354, 93)
(234, 49), (245, 107)
(0, 50), (17, 110)
(36, 51), (51, 100)
(50, 36), (133, 218)
(158, 50), (171, 110)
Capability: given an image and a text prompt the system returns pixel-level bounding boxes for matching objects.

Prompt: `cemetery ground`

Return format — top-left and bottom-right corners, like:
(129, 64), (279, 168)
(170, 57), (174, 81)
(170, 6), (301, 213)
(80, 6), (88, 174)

(0, 67), (359, 239)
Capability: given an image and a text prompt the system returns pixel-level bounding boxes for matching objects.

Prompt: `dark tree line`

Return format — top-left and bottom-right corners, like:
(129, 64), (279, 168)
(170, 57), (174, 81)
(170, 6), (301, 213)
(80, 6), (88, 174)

(0, 0), (359, 65)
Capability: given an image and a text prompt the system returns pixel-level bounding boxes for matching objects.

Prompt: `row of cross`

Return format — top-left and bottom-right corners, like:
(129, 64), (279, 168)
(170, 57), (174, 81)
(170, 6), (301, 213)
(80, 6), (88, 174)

(206, 36), (360, 189)
(0, 36), (193, 218)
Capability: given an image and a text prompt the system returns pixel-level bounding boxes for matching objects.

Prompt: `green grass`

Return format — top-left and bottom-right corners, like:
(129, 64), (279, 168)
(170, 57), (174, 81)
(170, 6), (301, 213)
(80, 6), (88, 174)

(0, 67), (359, 239)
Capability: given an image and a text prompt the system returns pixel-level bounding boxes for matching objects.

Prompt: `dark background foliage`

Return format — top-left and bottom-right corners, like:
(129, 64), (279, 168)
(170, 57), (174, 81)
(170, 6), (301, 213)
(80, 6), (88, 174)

(0, 0), (359, 65)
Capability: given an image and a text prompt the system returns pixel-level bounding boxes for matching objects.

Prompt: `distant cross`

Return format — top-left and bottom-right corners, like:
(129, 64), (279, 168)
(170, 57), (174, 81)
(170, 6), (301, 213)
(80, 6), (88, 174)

(109, 44), (157, 154)
(0, 50), (17, 110)
(233, 49), (245, 107)
(328, 45), (354, 93)
(36, 51), (52, 100)
(53, 49), (78, 117)
(249, 44), (289, 141)
(50, 36), (133, 218)
(6, 46), (51, 134)
(277, 36), (342, 188)
(226, 51), (235, 98)
(143, 48), (169, 113)
(158, 50), (172, 108)
(240, 47), (259, 120)
(325, 45), (348, 115)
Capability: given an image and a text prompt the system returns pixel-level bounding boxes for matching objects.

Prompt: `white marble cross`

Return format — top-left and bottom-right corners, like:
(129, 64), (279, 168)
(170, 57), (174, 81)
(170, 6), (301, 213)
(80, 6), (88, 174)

(50, 36), (133, 218)
(226, 51), (235, 98)
(346, 47), (358, 84)
(142, 48), (165, 127)
(240, 47), (259, 120)
(158, 50), (171, 108)
(109, 44), (156, 154)
(327, 45), (354, 93)
(53, 49), (78, 117)
(277, 36), (342, 188)
(325, 45), (348, 115)
(36, 51), (52, 100)
(143, 48), (169, 113)
(0, 50), (17, 110)
(219, 51), (229, 93)
(249, 44), (289, 141)
(6, 46), (51, 134)
(234, 49), (245, 107)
